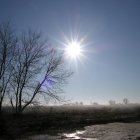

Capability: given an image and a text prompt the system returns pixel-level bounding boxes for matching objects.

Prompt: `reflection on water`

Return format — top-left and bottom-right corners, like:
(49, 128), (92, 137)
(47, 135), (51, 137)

(64, 130), (85, 139)
(63, 130), (98, 140)
(22, 129), (98, 140)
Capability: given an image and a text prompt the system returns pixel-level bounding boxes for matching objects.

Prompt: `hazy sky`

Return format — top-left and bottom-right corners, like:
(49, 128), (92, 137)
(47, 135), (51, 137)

(0, 0), (140, 104)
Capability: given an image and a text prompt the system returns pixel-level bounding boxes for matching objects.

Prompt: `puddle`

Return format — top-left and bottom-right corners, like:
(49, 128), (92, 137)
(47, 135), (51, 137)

(21, 130), (98, 140)
(63, 130), (98, 140)
(64, 130), (85, 139)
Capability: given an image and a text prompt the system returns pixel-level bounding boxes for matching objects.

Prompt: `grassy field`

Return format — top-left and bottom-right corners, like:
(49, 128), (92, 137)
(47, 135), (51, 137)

(0, 104), (140, 139)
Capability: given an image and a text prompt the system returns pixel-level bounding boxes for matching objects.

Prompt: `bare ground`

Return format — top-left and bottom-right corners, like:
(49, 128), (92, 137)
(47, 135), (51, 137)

(21, 122), (140, 140)
(81, 122), (140, 140)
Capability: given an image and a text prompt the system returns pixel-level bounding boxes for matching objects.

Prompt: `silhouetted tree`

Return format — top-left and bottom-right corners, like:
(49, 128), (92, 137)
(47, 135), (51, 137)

(92, 102), (99, 106)
(80, 101), (83, 105)
(109, 100), (116, 105)
(75, 102), (79, 105)
(0, 22), (16, 112)
(91, 102), (98, 106)
(123, 98), (129, 105)
(9, 31), (72, 113)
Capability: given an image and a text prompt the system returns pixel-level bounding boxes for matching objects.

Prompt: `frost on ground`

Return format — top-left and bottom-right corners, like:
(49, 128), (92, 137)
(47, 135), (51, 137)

(81, 123), (140, 140)
(21, 123), (140, 140)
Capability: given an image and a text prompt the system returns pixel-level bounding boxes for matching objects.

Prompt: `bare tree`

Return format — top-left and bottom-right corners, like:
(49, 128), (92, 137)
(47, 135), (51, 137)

(109, 100), (116, 106)
(90, 102), (98, 106)
(0, 22), (16, 112)
(10, 31), (72, 113)
(80, 101), (83, 106)
(123, 98), (129, 105)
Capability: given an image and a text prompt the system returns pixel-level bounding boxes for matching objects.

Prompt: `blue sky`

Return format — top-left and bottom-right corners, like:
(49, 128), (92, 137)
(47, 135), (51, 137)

(0, 0), (140, 104)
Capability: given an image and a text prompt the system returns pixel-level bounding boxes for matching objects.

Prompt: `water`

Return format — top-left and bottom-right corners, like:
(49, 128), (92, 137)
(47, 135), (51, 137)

(21, 129), (98, 140)
(63, 130), (85, 139)
(63, 130), (98, 140)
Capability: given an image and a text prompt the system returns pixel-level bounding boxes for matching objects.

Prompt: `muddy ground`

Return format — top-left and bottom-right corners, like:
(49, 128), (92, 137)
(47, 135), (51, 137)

(22, 122), (140, 140)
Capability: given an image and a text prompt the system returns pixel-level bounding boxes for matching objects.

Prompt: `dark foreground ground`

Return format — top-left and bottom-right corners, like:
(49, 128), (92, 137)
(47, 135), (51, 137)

(22, 122), (140, 140)
(0, 104), (140, 139)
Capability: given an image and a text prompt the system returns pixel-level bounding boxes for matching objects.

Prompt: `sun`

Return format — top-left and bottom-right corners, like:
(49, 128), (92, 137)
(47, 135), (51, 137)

(65, 41), (82, 59)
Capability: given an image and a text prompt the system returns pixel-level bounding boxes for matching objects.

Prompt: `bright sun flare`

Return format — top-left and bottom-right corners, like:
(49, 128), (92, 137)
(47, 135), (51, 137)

(65, 41), (82, 59)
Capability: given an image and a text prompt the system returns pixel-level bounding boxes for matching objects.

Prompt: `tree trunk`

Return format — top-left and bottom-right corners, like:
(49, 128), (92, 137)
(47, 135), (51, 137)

(0, 98), (3, 113)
